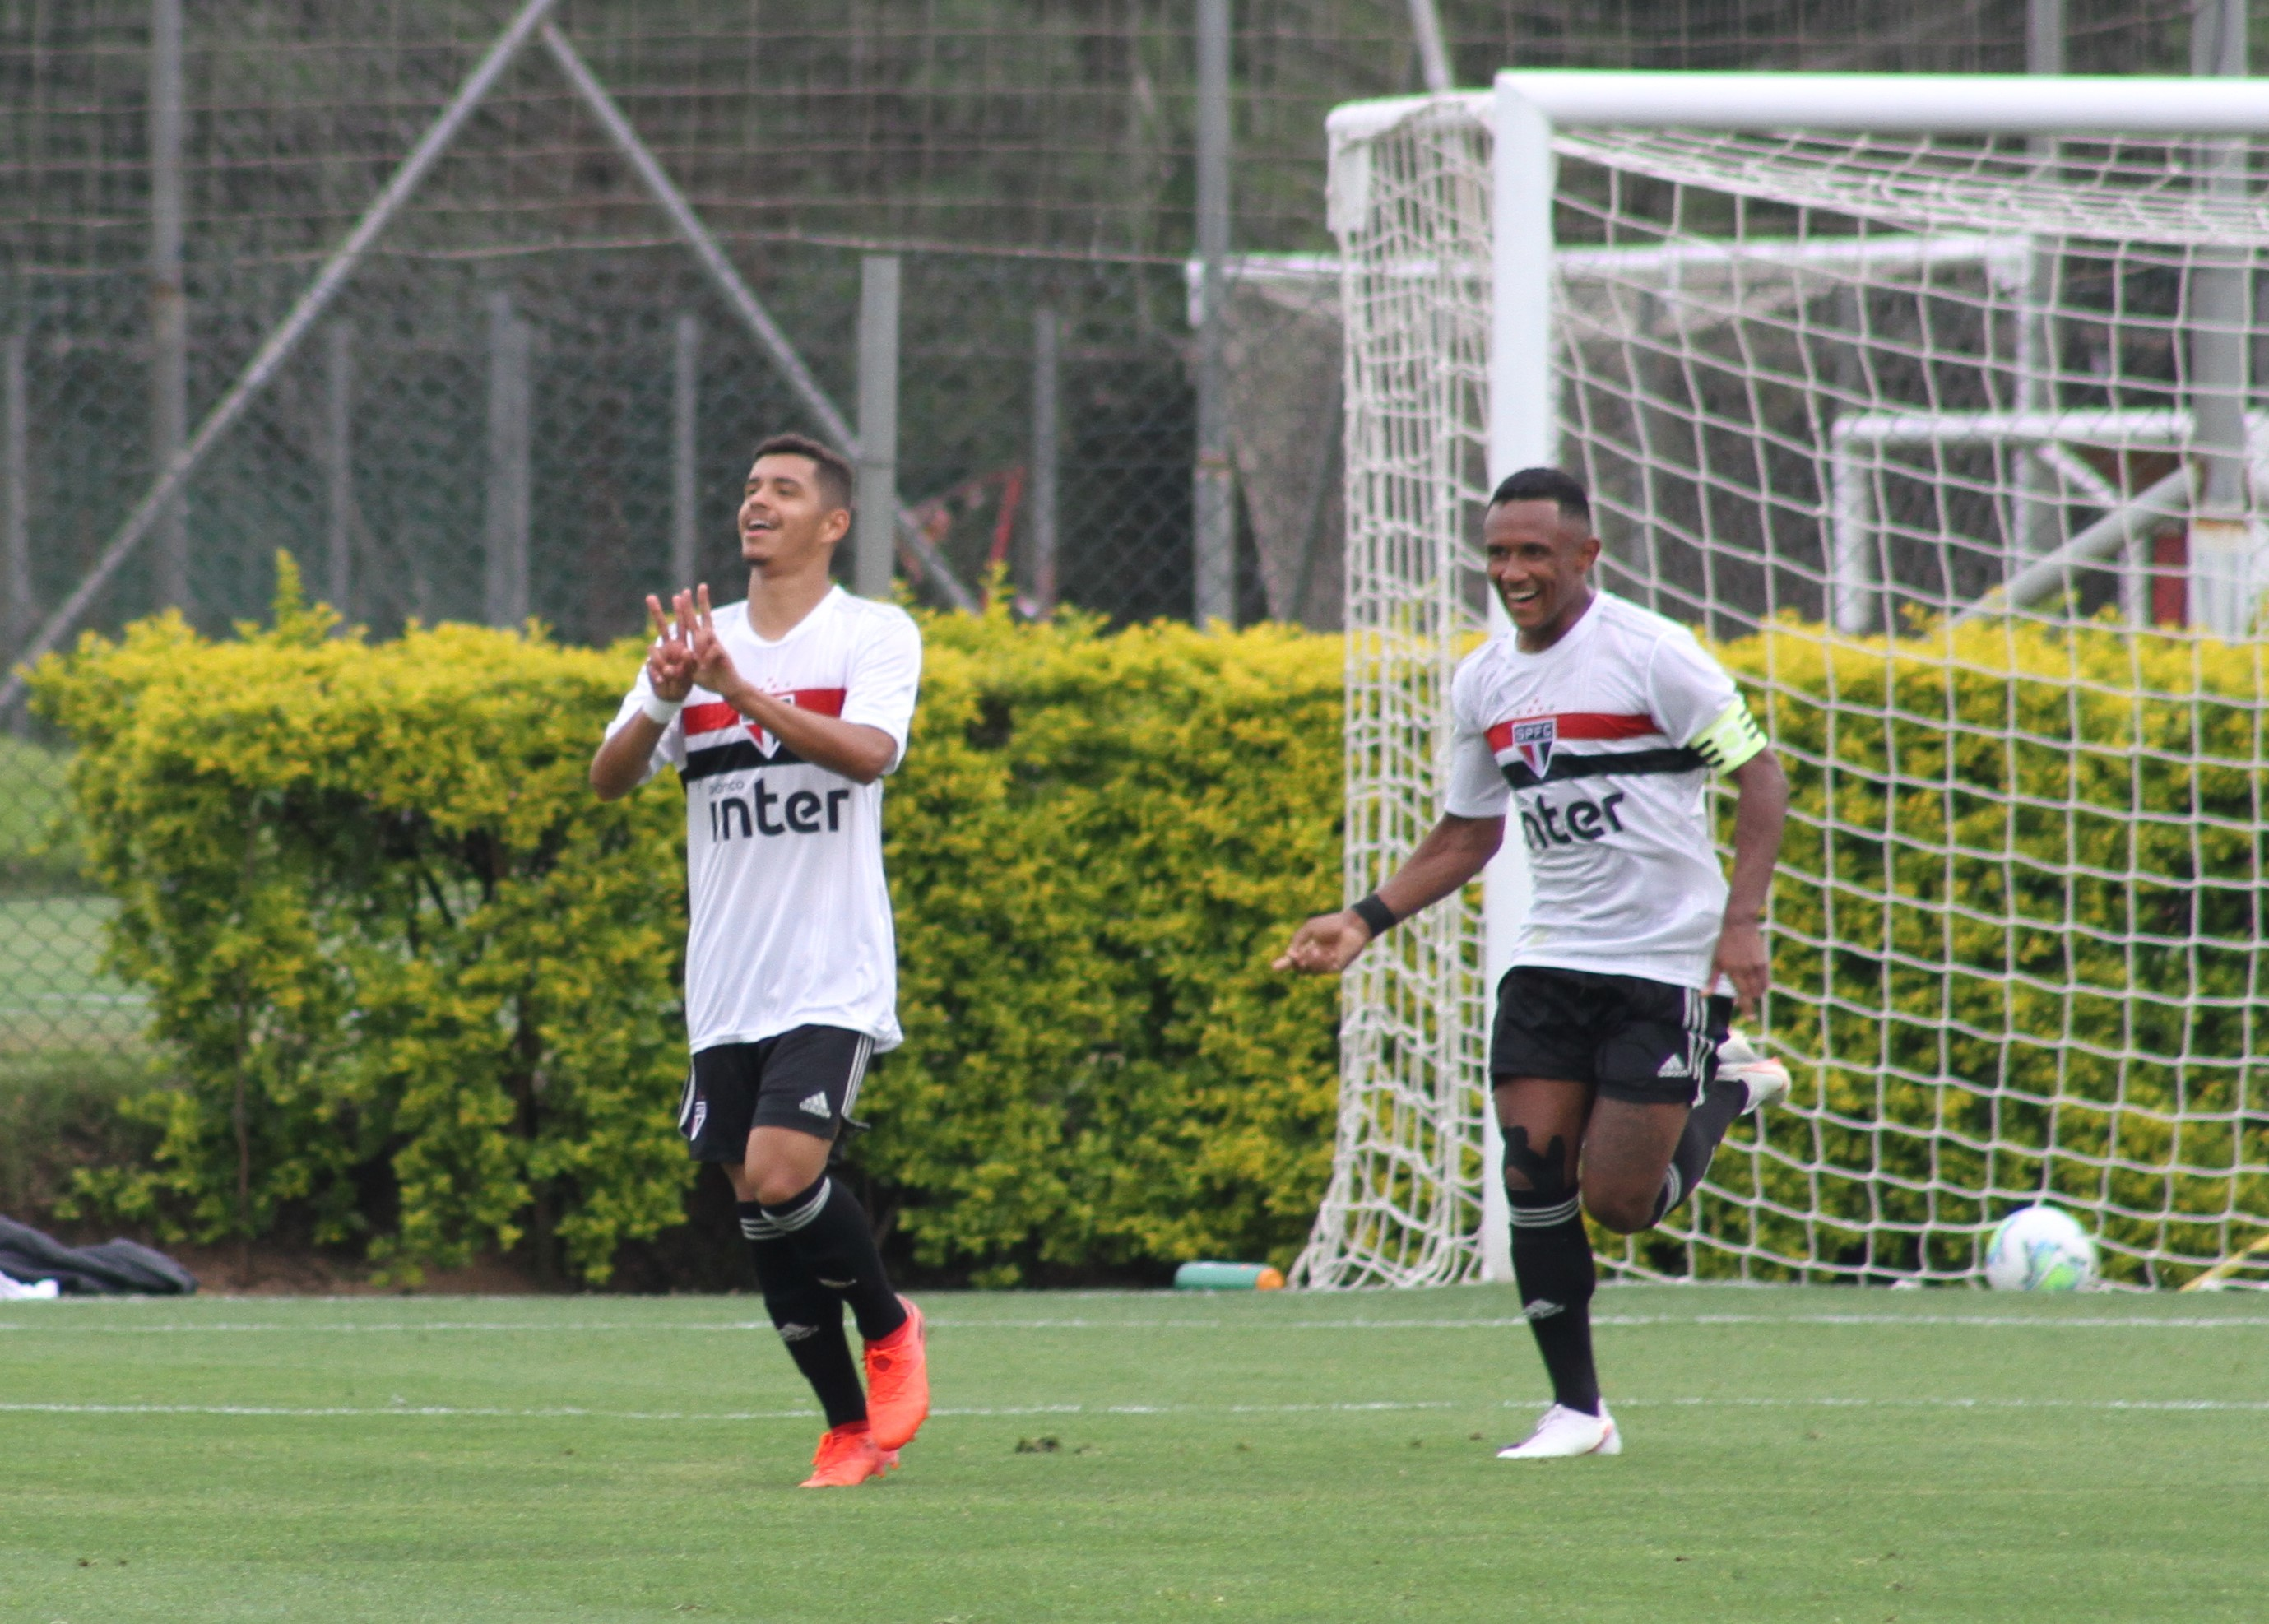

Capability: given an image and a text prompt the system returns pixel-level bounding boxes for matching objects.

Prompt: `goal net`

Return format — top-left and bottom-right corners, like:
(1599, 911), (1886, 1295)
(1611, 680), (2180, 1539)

(1299, 77), (2269, 1291)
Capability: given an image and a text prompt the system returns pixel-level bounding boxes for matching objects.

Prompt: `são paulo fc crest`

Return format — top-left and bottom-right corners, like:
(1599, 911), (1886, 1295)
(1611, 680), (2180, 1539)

(1510, 717), (1557, 778)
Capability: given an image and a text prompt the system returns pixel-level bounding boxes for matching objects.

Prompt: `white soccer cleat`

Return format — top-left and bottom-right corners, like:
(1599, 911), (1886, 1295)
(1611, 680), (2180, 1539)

(1496, 1402), (1622, 1459)
(1715, 1029), (1790, 1116)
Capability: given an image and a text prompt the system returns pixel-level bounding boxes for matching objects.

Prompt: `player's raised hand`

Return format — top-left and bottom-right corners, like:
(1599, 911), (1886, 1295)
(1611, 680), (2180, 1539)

(1273, 909), (1374, 975)
(681, 583), (744, 698)
(1710, 915), (1770, 1018)
(643, 594), (695, 701)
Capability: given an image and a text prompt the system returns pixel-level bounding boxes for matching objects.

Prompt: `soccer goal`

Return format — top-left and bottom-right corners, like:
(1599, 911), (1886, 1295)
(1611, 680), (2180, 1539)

(1297, 72), (2269, 1291)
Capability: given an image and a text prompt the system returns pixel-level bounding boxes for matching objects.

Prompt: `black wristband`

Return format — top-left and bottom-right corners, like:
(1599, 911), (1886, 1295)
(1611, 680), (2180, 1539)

(1350, 893), (1399, 939)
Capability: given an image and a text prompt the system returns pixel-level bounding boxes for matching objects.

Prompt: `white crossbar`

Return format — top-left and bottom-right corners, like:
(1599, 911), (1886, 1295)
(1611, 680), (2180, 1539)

(1329, 72), (2269, 142)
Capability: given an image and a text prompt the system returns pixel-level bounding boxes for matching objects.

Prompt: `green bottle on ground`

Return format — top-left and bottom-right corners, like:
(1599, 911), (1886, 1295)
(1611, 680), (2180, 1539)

(1172, 1260), (1286, 1291)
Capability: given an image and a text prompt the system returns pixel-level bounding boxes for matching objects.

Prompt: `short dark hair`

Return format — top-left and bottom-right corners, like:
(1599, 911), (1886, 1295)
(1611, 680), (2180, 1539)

(750, 433), (855, 516)
(1488, 466), (1590, 528)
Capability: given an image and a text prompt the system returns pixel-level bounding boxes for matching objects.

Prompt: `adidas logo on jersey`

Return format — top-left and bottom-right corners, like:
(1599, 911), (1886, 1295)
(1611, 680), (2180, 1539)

(1523, 1298), (1566, 1321)
(799, 1091), (832, 1118)
(1655, 1051), (1691, 1079)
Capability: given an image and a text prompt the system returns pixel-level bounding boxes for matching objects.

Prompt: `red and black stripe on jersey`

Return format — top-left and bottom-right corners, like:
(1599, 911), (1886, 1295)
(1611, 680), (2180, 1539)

(1486, 712), (1706, 793)
(680, 690), (845, 783)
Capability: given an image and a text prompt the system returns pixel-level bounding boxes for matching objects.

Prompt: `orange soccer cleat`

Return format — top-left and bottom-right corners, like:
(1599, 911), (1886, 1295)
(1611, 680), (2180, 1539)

(799, 1422), (896, 1488)
(863, 1295), (931, 1451)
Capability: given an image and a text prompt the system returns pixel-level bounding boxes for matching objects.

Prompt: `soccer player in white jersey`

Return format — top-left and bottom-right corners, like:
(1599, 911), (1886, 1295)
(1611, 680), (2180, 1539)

(590, 433), (930, 1488)
(1277, 467), (1790, 1459)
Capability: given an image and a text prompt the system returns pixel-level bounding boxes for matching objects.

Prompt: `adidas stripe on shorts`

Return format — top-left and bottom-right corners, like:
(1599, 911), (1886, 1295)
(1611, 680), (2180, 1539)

(1487, 966), (1730, 1107)
(678, 1025), (875, 1160)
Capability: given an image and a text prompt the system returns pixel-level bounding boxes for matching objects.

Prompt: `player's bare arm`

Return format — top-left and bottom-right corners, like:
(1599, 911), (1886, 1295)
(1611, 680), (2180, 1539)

(589, 595), (699, 800)
(676, 584), (898, 785)
(1709, 747), (1789, 1016)
(1274, 811), (1504, 974)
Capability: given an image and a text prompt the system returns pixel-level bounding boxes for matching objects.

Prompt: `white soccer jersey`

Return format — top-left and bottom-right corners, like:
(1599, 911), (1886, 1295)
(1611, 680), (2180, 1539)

(1443, 592), (1766, 991)
(606, 587), (921, 1053)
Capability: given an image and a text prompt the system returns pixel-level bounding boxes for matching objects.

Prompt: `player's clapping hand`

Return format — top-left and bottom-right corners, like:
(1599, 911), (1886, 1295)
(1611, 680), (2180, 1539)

(679, 583), (745, 702)
(643, 593), (697, 701)
(1710, 915), (1770, 1018)
(1273, 910), (1373, 976)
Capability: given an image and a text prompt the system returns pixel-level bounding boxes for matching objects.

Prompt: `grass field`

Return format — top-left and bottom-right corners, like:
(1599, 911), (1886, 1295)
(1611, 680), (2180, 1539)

(4, 1284), (2265, 1622)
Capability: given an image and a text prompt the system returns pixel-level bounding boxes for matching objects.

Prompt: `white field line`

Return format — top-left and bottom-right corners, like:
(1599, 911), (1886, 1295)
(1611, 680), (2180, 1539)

(2, 1312), (2267, 1334)
(3, 1394), (2267, 1423)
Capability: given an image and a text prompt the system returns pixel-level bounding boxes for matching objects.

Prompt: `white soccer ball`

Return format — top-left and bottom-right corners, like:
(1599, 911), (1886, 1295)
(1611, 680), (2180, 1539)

(1983, 1204), (2097, 1292)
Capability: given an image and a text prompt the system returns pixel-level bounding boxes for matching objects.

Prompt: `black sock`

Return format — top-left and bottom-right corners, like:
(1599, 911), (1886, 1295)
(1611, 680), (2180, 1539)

(1509, 1186), (1599, 1416)
(1650, 1078), (1747, 1227)
(738, 1200), (866, 1428)
(759, 1175), (908, 1343)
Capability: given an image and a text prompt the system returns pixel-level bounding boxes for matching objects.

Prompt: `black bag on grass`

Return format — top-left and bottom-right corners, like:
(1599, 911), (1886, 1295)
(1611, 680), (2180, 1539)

(0, 1216), (197, 1296)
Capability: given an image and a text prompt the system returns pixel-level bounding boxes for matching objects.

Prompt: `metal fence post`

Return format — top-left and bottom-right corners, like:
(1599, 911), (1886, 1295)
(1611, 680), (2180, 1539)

(3, 333), (28, 670)
(2187, 0), (2252, 635)
(2012, 0), (2060, 568)
(324, 322), (353, 618)
(1192, 0), (1235, 627)
(1030, 306), (1060, 615)
(672, 312), (699, 590)
(150, 0), (188, 613)
(1406, 0), (1452, 93)
(485, 291), (531, 627)
(2026, 0), (2062, 76)
(856, 256), (901, 601)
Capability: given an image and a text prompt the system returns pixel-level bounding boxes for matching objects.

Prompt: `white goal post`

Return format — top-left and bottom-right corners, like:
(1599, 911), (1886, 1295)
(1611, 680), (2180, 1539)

(1297, 72), (2269, 1291)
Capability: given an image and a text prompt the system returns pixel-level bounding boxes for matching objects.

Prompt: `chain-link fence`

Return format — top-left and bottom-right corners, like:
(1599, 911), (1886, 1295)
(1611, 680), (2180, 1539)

(11, 247), (1204, 641)
(0, 0), (2211, 1198)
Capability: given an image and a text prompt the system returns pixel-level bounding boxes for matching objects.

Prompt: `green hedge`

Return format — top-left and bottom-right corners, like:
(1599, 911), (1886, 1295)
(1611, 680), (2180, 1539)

(32, 562), (1342, 1284)
(41, 573), (2268, 1289)
(879, 605), (1341, 1284)
(1693, 619), (2269, 1284)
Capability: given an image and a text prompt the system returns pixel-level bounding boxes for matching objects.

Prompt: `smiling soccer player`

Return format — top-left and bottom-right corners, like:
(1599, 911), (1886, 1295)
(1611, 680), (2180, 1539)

(1276, 467), (1790, 1459)
(591, 434), (929, 1487)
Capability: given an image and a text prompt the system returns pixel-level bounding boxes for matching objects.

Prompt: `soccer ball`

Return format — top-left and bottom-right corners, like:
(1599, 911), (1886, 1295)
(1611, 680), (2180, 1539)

(1983, 1204), (2097, 1292)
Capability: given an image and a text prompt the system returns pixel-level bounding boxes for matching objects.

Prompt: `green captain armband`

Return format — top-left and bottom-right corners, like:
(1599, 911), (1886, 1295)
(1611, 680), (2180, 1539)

(1693, 699), (1768, 773)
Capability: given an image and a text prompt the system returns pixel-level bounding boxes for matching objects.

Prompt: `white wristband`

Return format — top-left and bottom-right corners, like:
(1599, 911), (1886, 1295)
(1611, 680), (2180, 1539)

(638, 692), (684, 726)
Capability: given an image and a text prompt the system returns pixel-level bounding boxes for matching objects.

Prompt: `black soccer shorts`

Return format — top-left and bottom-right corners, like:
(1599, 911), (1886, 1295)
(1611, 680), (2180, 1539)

(1488, 965), (1731, 1107)
(676, 1025), (875, 1161)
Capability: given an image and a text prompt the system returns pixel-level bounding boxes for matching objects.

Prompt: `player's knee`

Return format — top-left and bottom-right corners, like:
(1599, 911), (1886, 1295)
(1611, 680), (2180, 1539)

(1582, 1186), (1653, 1235)
(1501, 1125), (1571, 1196)
(751, 1166), (819, 1208)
